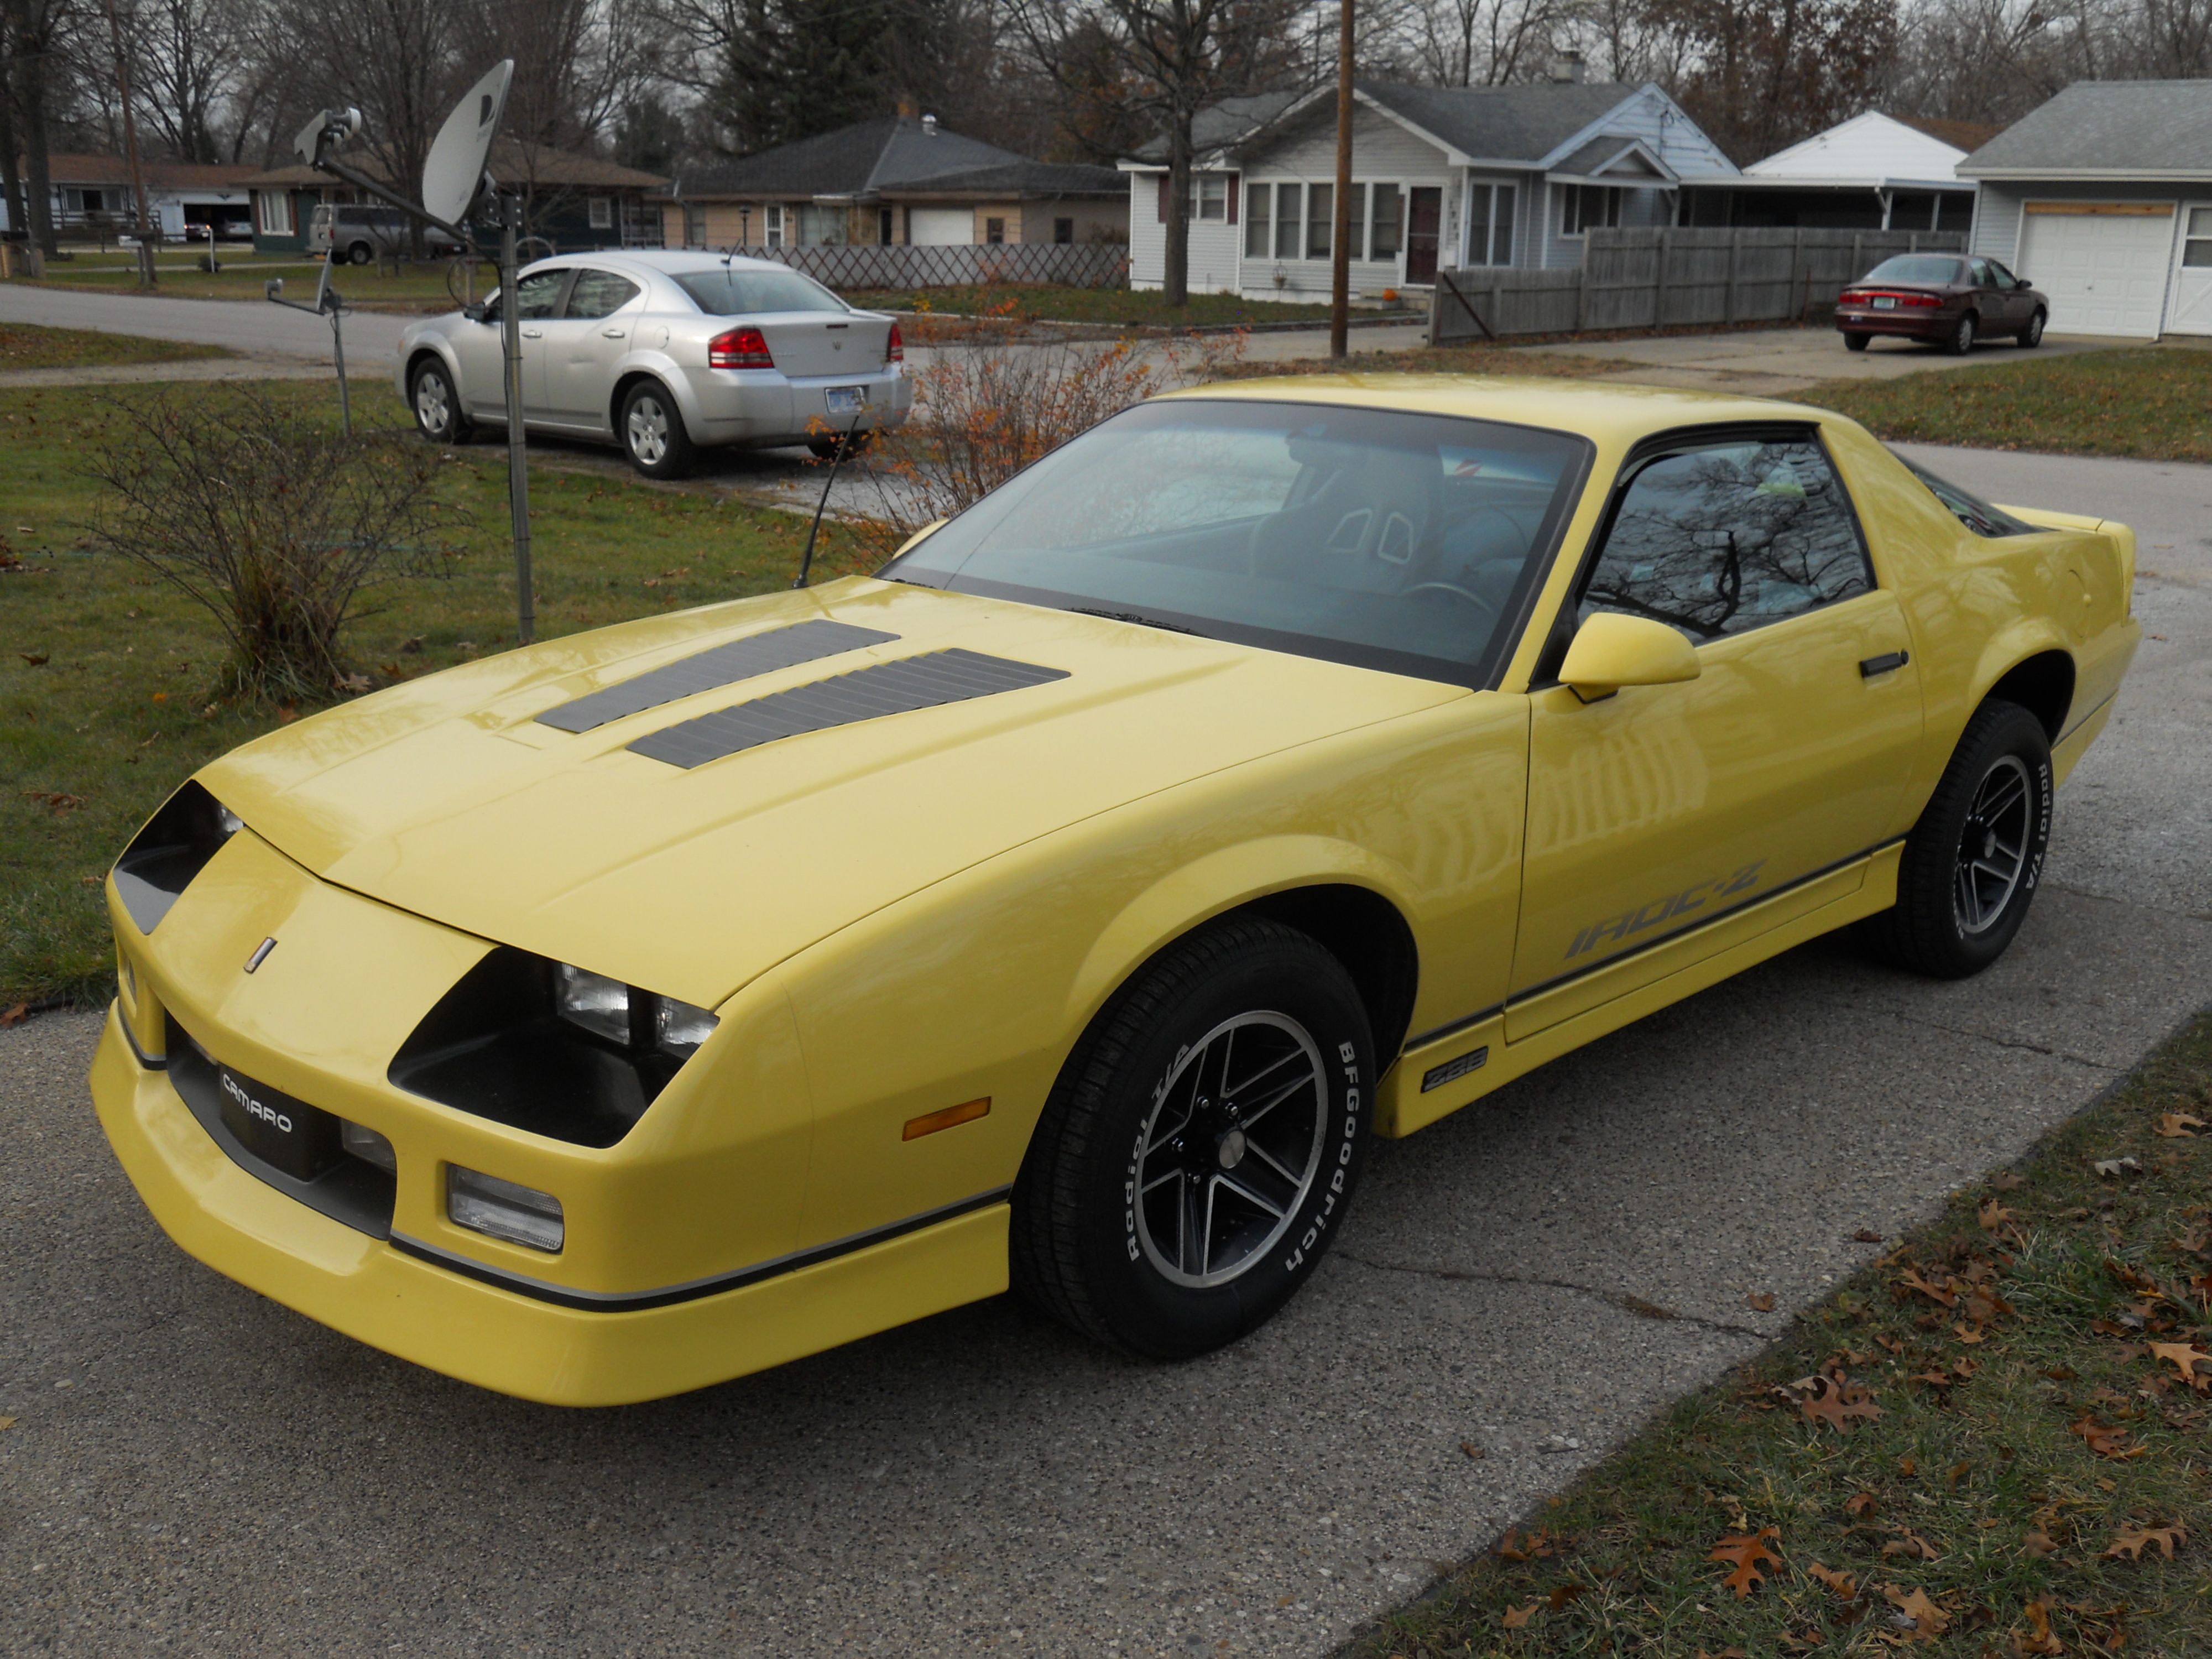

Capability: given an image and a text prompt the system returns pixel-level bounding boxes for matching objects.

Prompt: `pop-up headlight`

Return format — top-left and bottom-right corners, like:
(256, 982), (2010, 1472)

(556, 964), (631, 1044)
(112, 780), (244, 932)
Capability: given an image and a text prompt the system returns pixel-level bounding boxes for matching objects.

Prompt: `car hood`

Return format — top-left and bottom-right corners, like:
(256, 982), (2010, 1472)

(199, 578), (1467, 1008)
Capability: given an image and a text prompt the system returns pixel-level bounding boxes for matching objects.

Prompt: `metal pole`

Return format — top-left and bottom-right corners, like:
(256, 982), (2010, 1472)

(500, 197), (534, 645)
(328, 302), (351, 436)
(1328, 0), (1354, 359)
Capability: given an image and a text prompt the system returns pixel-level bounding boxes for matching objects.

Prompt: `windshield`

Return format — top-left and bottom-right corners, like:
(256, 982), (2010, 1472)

(883, 399), (1592, 686)
(1896, 454), (2037, 538)
(1862, 255), (1963, 286)
(673, 267), (849, 315)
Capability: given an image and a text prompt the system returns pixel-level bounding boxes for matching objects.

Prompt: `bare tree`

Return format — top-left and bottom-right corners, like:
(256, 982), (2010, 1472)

(4, 0), (73, 252)
(1399, 0), (1571, 84)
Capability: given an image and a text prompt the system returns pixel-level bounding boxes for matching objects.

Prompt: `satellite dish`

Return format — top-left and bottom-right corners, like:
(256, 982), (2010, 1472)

(424, 60), (513, 227)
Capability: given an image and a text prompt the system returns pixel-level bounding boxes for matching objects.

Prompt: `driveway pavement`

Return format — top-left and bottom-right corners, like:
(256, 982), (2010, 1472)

(1519, 322), (2130, 395)
(5, 431), (2209, 1655)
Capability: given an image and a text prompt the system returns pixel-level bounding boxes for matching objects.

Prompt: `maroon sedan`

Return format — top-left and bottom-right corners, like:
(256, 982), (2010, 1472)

(1835, 253), (2049, 354)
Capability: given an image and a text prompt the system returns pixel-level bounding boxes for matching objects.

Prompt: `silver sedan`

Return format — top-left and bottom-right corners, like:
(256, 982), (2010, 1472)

(394, 251), (912, 477)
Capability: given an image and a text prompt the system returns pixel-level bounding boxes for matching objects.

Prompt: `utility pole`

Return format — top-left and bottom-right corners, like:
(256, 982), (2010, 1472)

(1328, 0), (1353, 359)
(100, 0), (156, 287)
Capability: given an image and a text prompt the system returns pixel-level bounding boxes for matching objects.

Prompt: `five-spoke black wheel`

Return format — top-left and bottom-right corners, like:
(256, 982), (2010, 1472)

(1876, 699), (2052, 977)
(1012, 916), (1373, 1359)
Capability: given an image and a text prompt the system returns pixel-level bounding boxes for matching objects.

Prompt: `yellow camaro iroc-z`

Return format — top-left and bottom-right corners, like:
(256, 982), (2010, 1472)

(91, 379), (2139, 1405)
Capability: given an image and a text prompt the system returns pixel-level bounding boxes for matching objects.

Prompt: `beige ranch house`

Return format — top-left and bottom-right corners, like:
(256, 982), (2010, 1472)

(1121, 67), (1739, 301)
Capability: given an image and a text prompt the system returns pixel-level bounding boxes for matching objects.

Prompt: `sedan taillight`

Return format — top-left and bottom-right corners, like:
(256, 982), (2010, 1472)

(886, 321), (904, 364)
(708, 325), (774, 369)
(1839, 290), (1867, 305)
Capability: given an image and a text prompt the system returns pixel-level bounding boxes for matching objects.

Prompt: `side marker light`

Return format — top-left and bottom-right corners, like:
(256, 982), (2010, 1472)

(448, 1165), (565, 1252)
(902, 1097), (990, 1141)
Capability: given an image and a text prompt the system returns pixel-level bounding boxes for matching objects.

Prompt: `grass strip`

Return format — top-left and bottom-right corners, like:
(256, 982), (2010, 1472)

(1, 324), (233, 371)
(1348, 1008), (2212, 1658)
(1, 380), (878, 1007)
(1807, 347), (2212, 463)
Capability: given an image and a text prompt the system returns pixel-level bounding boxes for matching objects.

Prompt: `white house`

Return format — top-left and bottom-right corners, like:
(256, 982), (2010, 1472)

(1120, 69), (1738, 299)
(1961, 80), (2212, 338)
(1676, 111), (1978, 232)
(3, 152), (258, 239)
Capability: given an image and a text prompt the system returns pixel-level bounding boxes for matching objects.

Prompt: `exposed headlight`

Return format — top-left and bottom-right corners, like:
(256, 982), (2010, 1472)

(654, 995), (718, 1057)
(555, 962), (717, 1059)
(556, 964), (632, 1045)
(447, 1165), (564, 1252)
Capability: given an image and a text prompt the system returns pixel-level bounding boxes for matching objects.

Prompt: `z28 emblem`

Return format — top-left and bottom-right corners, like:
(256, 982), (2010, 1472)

(1566, 859), (1767, 960)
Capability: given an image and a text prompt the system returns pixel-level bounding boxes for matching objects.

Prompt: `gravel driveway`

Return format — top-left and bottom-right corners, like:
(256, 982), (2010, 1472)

(4, 445), (2208, 1658)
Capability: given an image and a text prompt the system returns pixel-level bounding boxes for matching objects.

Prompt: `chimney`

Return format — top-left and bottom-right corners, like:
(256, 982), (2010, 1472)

(896, 96), (920, 120)
(1548, 48), (1585, 83)
(921, 114), (938, 137)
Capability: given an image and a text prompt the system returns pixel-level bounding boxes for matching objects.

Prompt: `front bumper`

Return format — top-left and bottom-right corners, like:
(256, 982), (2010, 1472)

(93, 1007), (1006, 1405)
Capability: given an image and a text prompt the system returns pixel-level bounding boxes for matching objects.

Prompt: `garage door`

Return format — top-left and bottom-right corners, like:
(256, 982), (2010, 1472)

(2017, 205), (2174, 336)
(907, 207), (974, 246)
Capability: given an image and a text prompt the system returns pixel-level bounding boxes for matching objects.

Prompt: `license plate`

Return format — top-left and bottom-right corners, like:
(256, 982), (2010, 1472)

(825, 386), (867, 414)
(1872, 296), (1896, 310)
(217, 1063), (344, 1181)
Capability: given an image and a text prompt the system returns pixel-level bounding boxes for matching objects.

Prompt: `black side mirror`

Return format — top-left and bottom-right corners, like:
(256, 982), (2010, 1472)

(2014, 276), (2032, 291)
(463, 302), (488, 323)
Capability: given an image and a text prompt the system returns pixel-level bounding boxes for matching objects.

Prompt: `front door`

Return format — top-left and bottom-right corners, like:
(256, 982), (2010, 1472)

(536, 267), (643, 430)
(2168, 205), (2212, 335)
(1406, 187), (1441, 283)
(468, 266), (570, 422)
(1508, 429), (1924, 1036)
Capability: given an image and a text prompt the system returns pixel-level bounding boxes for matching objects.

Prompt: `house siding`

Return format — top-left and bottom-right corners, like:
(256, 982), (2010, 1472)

(1128, 175), (1242, 291)
(1970, 179), (2189, 264)
(1236, 105), (1452, 294)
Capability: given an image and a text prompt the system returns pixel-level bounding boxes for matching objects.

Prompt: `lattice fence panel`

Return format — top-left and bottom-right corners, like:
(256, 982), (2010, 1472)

(738, 241), (1129, 291)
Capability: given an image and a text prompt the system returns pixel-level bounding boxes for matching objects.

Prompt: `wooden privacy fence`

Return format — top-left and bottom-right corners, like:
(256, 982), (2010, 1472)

(738, 241), (1130, 292)
(1431, 227), (1969, 344)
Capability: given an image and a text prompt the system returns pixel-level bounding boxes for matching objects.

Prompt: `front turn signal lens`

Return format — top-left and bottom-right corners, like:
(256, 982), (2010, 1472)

(448, 1166), (564, 1253)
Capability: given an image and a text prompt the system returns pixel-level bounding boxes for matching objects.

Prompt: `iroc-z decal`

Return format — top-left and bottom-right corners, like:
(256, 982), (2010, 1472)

(1282, 1042), (1360, 1274)
(1565, 859), (1768, 961)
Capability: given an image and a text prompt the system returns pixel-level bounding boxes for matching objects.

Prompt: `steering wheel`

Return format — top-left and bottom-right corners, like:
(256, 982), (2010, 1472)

(1401, 581), (1498, 620)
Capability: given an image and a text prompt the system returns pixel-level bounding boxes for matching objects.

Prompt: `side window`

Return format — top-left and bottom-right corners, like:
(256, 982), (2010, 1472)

(1580, 437), (1873, 641)
(1967, 258), (1992, 288)
(1986, 258), (2017, 288)
(513, 269), (568, 320)
(564, 270), (640, 320)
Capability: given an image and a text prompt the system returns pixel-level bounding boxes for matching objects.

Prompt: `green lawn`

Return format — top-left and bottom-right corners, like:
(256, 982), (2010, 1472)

(13, 252), (473, 310)
(1811, 347), (2212, 462)
(1, 323), (233, 371)
(1354, 1009), (2212, 1659)
(841, 284), (1390, 327)
(1, 380), (877, 1007)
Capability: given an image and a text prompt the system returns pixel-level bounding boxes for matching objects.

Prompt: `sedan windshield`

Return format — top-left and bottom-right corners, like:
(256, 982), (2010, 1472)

(1861, 255), (1964, 285)
(883, 399), (1591, 686)
(673, 267), (849, 315)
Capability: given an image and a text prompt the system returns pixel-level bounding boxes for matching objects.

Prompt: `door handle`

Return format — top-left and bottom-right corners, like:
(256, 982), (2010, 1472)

(1859, 650), (1909, 678)
(602, 328), (626, 338)
(521, 327), (542, 338)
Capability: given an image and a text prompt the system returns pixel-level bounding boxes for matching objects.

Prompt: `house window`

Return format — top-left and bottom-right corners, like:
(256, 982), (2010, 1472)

(1559, 184), (1619, 237)
(588, 196), (613, 230)
(765, 204), (784, 248)
(1191, 174), (1226, 221)
(1466, 183), (1516, 265)
(1305, 182), (1332, 259)
(684, 204), (707, 248)
(257, 189), (293, 237)
(880, 207), (895, 244)
(1053, 217), (1073, 244)
(1369, 185), (1400, 260)
(1274, 184), (1301, 260)
(1245, 183), (1271, 257)
(2185, 205), (2212, 267)
(985, 216), (1005, 244)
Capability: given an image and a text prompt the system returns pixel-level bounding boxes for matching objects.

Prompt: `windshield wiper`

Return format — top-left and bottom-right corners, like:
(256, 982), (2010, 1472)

(1070, 606), (1207, 638)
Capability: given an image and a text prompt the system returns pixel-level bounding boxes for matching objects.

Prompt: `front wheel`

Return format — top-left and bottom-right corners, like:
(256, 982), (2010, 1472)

(1875, 700), (2053, 978)
(2018, 309), (2046, 348)
(1945, 311), (1977, 355)
(620, 380), (696, 479)
(1011, 916), (1374, 1360)
(1843, 331), (1870, 353)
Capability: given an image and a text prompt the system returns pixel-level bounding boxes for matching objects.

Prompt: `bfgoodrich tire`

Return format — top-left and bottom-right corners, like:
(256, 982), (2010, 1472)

(1875, 700), (2053, 978)
(1011, 916), (1374, 1360)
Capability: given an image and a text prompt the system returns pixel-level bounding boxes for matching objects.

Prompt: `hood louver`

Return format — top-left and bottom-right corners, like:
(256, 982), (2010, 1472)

(536, 619), (898, 734)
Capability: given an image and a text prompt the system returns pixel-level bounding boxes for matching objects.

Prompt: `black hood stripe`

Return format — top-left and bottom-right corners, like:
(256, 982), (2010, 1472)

(536, 619), (899, 733)
(629, 648), (1070, 769)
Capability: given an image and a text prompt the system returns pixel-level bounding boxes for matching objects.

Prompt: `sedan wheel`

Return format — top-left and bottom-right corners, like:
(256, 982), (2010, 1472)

(1945, 311), (1976, 356)
(2019, 309), (2046, 348)
(1843, 332), (1870, 353)
(1011, 915), (1372, 1359)
(410, 361), (469, 445)
(1874, 700), (2052, 978)
(620, 381), (696, 479)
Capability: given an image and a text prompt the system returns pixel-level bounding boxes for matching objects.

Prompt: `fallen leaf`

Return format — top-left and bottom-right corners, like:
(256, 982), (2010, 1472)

(1980, 1198), (2017, 1232)
(0, 1415), (15, 1430)
(2094, 1156), (2142, 1178)
(1853, 1228), (1885, 1243)
(1709, 1527), (1783, 1598)
(2105, 1522), (2186, 1561)
(1501, 1602), (1538, 1629)
(150, 691), (167, 703)
(1748, 1291), (1776, 1312)
(2157, 1113), (2206, 1138)
(2023, 1528), (2059, 1558)
(1494, 1528), (1556, 1562)
(1882, 1526), (1942, 1562)
(1883, 1584), (1949, 1642)
(398, 635), (425, 654)
(1458, 1441), (1485, 1459)
(277, 706), (298, 724)
(1845, 1493), (1876, 1516)
(1947, 1461), (1971, 1489)
(19, 790), (84, 811)
(1546, 1583), (1584, 1611)
(1898, 1457), (1917, 1477)
(1955, 1323), (1986, 1344)
(0, 1004), (25, 1027)
(2016, 1599), (2062, 1655)
(1780, 1368), (1882, 1431)
(19, 650), (48, 666)
(334, 672), (372, 693)
(1991, 1170), (2025, 1190)
(1807, 1561), (1858, 1599)
(2147, 1342), (2211, 1391)
(2068, 1415), (2143, 1459)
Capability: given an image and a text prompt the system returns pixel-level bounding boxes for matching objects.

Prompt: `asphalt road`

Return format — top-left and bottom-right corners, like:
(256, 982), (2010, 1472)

(4, 445), (2209, 1658)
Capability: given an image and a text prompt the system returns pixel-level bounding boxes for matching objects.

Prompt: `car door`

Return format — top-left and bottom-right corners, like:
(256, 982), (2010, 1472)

(538, 267), (643, 431)
(508, 267), (575, 421)
(457, 267), (571, 421)
(1984, 257), (2028, 330)
(1506, 426), (1924, 1039)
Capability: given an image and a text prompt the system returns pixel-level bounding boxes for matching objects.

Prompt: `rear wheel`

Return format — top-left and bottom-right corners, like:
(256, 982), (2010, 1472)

(1875, 700), (2052, 978)
(620, 380), (696, 479)
(1945, 311), (1977, 355)
(346, 241), (373, 266)
(2018, 309), (2046, 348)
(1843, 332), (1870, 353)
(410, 359), (470, 445)
(1011, 916), (1373, 1360)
